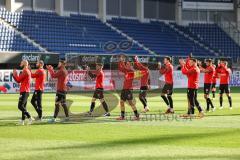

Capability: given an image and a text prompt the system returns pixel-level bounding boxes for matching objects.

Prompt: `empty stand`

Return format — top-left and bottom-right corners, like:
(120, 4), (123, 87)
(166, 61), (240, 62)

(0, 8), (40, 52)
(0, 7), (239, 60)
(108, 18), (214, 57)
(0, 8), (147, 55)
(188, 23), (240, 59)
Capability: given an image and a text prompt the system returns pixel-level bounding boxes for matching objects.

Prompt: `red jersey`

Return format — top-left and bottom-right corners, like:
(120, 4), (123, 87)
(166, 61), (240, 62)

(13, 68), (31, 93)
(118, 62), (134, 90)
(159, 62), (173, 84)
(182, 65), (200, 89)
(212, 65), (220, 84)
(212, 68), (217, 84)
(203, 65), (215, 84)
(48, 67), (68, 92)
(218, 67), (231, 84)
(212, 74), (217, 84)
(31, 68), (46, 91)
(95, 70), (104, 89)
(134, 61), (149, 87)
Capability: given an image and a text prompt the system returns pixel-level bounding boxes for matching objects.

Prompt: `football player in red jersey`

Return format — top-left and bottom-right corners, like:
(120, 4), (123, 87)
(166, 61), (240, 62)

(199, 59), (215, 112)
(47, 60), (69, 122)
(179, 58), (204, 117)
(158, 56), (174, 114)
(13, 60), (34, 125)
(117, 55), (140, 120)
(31, 60), (46, 120)
(134, 56), (150, 113)
(185, 54), (192, 111)
(86, 63), (110, 117)
(211, 64), (218, 99)
(216, 60), (232, 109)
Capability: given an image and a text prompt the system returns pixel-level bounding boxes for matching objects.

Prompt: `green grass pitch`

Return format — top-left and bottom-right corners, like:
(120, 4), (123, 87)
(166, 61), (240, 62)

(0, 88), (239, 160)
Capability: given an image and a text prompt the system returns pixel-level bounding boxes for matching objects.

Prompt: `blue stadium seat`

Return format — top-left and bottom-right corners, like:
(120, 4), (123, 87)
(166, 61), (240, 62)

(0, 8), (148, 55)
(108, 18), (214, 57)
(188, 23), (240, 59)
(0, 7), (239, 59)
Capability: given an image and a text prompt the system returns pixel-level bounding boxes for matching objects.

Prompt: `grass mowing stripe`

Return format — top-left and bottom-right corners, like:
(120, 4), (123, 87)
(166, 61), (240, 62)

(0, 91), (239, 160)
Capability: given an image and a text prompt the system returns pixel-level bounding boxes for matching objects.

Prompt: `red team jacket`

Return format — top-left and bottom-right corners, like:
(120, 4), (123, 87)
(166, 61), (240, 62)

(217, 66), (231, 85)
(31, 68), (46, 91)
(159, 62), (173, 84)
(212, 66), (218, 84)
(13, 68), (31, 93)
(94, 70), (104, 89)
(134, 61), (149, 87)
(48, 67), (68, 92)
(182, 65), (200, 89)
(118, 61), (134, 90)
(203, 65), (215, 84)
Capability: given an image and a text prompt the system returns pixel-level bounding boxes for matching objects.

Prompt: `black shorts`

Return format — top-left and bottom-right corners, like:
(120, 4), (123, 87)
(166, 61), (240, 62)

(162, 83), (173, 95)
(121, 89), (133, 101)
(204, 83), (211, 95)
(211, 83), (216, 89)
(139, 86), (148, 98)
(93, 88), (104, 99)
(55, 91), (67, 103)
(219, 84), (230, 94)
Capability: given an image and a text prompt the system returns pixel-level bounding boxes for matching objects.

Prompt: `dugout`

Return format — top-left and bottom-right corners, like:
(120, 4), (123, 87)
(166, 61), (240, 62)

(0, 52), (60, 69)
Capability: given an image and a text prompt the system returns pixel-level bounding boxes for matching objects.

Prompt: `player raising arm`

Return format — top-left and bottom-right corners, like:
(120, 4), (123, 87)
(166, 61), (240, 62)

(116, 55), (140, 121)
(179, 58), (204, 118)
(86, 63), (110, 117)
(13, 60), (34, 125)
(211, 64), (218, 99)
(134, 56), (150, 113)
(47, 60), (69, 123)
(31, 60), (46, 121)
(217, 60), (232, 109)
(199, 59), (215, 112)
(158, 56), (174, 114)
